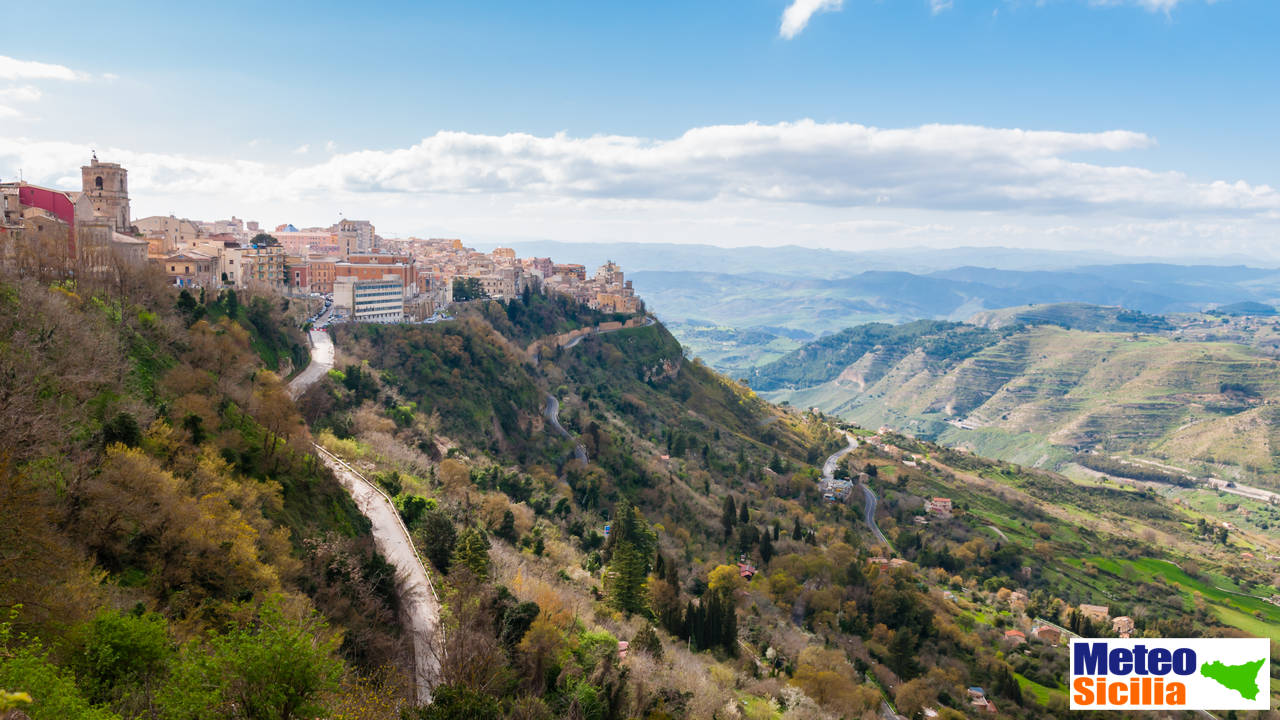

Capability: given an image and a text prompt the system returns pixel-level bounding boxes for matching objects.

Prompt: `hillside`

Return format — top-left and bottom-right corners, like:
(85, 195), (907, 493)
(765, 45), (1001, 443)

(615, 263), (1280, 377)
(0, 267), (412, 719)
(291, 289), (1279, 718)
(9, 273), (1280, 719)
(754, 313), (1280, 489)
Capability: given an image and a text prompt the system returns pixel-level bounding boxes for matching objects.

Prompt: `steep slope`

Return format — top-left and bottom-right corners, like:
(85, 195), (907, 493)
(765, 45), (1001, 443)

(0, 269), (413, 719)
(756, 317), (1280, 487)
(297, 289), (1280, 719)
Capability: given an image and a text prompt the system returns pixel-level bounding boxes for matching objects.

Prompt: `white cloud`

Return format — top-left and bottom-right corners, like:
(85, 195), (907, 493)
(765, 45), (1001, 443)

(0, 86), (41, 103)
(0, 106), (19, 119)
(0, 120), (1275, 257)
(780, 0), (844, 39)
(293, 144), (310, 155)
(325, 140), (338, 153)
(930, 0), (954, 14)
(0, 55), (89, 82)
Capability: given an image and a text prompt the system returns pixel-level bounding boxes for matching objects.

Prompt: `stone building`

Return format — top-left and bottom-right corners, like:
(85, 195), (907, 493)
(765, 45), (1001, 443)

(81, 154), (130, 233)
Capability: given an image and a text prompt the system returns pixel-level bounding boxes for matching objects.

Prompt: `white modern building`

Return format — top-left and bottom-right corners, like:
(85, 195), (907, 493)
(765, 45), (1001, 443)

(333, 277), (404, 322)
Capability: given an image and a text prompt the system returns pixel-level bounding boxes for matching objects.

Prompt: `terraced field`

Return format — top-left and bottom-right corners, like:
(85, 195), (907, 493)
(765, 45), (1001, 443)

(763, 324), (1280, 488)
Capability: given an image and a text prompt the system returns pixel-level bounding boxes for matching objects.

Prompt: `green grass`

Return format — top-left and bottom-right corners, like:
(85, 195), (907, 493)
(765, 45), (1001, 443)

(1085, 556), (1280, 641)
(1014, 672), (1063, 705)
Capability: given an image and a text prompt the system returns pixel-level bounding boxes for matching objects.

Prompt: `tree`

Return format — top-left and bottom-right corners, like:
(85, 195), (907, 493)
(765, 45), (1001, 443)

(888, 628), (920, 679)
(69, 609), (173, 709)
(603, 500), (655, 614)
(708, 565), (745, 597)
(402, 684), (500, 720)
(452, 527), (491, 580)
(417, 507), (457, 574)
(993, 664), (1023, 704)
(737, 500), (749, 525)
(494, 510), (518, 544)
(250, 232), (280, 246)
(499, 602), (540, 648)
(759, 529), (774, 565)
(721, 496), (737, 541)
(159, 598), (341, 720)
(791, 516), (803, 540)
(632, 624), (663, 658)
(452, 277), (487, 302)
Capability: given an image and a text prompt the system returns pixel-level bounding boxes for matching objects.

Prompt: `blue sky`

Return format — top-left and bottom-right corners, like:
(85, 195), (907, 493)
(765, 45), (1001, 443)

(2, 0), (1277, 256)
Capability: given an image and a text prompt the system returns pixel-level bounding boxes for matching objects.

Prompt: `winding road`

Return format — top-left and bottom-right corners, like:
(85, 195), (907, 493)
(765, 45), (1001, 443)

(288, 328), (334, 399)
(821, 433), (890, 549)
(540, 315), (656, 461)
(544, 393), (588, 464)
(289, 326), (442, 703)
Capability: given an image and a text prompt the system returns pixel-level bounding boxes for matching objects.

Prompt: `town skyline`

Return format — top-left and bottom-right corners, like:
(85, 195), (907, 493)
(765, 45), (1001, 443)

(2, 0), (1278, 258)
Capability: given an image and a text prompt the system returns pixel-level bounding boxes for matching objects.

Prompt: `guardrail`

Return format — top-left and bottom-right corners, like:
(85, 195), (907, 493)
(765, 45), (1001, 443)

(313, 443), (441, 606)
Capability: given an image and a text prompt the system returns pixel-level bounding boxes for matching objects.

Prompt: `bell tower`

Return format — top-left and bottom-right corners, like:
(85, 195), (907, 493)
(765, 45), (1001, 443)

(81, 152), (130, 232)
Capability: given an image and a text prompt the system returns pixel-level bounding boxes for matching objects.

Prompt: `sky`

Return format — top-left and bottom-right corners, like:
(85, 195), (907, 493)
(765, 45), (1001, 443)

(1, 0), (1277, 258)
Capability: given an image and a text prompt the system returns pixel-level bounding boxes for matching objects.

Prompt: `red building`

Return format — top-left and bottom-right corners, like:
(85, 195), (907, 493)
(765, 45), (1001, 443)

(17, 185), (77, 255)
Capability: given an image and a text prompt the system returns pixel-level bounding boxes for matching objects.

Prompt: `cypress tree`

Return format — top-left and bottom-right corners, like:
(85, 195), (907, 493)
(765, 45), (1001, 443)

(738, 500), (749, 525)
(721, 496), (737, 541)
(791, 516), (802, 540)
(759, 529), (774, 565)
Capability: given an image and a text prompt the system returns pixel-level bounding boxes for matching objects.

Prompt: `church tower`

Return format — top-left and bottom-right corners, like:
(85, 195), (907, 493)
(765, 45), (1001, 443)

(81, 153), (130, 232)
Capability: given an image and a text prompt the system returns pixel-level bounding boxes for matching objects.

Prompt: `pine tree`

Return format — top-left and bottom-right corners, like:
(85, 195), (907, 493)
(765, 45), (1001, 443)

(633, 624), (663, 658)
(495, 510), (518, 544)
(452, 527), (491, 580)
(604, 500), (656, 615)
(769, 452), (784, 473)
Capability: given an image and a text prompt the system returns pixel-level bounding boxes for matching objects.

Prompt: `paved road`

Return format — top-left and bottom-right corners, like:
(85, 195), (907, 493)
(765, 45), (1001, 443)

(564, 314), (657, 349)
(315, 446), (441, 702)
(860, 484), (890, 548)
(288, 328), (334, 399)
(542, 315), (655, 459)
(822, 433), (858, 482)
(289, 326), (442, 702)
(544, 394), (588, 463)
(822, 433), (891, 549)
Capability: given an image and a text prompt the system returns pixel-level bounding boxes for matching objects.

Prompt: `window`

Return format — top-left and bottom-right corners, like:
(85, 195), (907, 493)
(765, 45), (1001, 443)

(95, 176), (103, 190)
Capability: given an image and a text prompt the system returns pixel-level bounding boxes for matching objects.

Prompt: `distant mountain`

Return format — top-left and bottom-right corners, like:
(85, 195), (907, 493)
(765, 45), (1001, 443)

(472, 239), (1273, 277)
(966, 303), (1173, 333)
(1216, 301), (1279, 316)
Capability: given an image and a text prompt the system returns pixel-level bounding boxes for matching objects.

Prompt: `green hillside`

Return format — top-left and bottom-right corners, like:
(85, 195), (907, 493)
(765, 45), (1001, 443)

(755, 313), (1280, 488)
(11, 275), (1279, 720)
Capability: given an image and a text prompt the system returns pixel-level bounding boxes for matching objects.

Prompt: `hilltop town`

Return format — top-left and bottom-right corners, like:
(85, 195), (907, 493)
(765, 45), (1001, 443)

(1, 156), (640, 323)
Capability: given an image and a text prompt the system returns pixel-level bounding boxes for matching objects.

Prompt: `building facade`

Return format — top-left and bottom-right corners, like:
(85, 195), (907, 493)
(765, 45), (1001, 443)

(81, 154), (130, 232)
(333, 277), (404, 322)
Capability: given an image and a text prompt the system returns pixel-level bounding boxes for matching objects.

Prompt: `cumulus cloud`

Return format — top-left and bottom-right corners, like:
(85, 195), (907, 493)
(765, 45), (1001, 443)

(780, 0), (844, 39)
(0, 55), (90, 82)
(293, 144), (310, 155)
(0, 121), (1276, 256)
(267, 121), (1273, 218)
